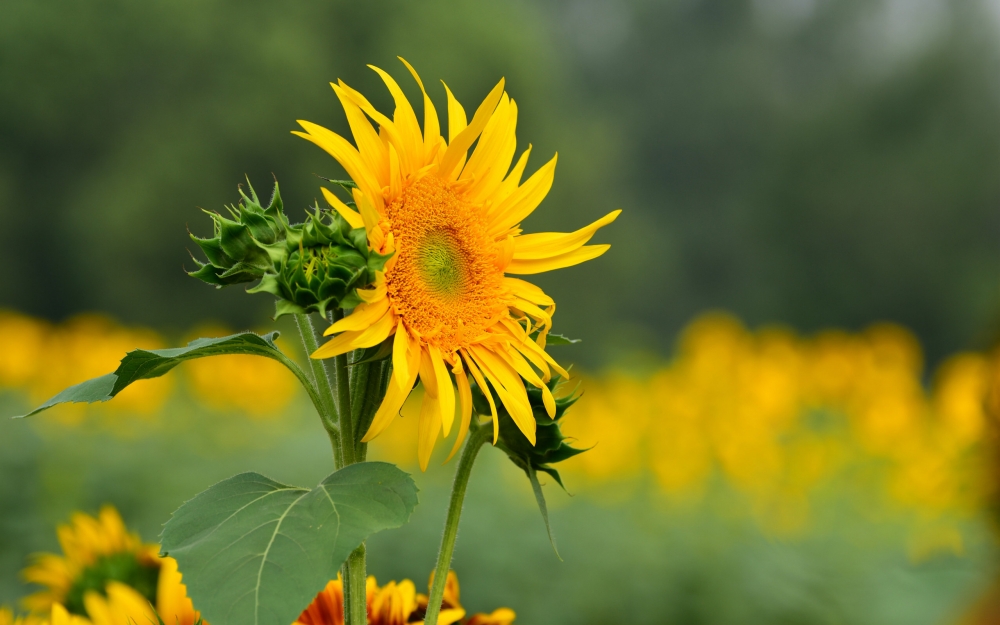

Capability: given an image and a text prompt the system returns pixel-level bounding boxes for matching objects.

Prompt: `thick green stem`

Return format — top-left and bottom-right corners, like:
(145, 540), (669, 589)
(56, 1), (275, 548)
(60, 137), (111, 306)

(342, 544), (367, 625)
(289, 315), (341, 466)
(423, 424), (490, 625)
(329, 309), (356, 466)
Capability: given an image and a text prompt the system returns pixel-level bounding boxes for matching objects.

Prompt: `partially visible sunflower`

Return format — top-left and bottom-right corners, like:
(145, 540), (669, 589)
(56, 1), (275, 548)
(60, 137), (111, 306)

(295, 571), (506, 625)
(298, 59), (619, 468)
(22, 507), (160, 616)
(21, 507), (203, 625)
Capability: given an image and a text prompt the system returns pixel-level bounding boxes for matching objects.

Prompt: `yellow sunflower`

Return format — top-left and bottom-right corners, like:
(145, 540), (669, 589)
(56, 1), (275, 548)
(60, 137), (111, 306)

(21, 507), (204, 624)
(297, 59), (618, 469)
(22, 507), (161, 616)
(295, 571), (499, 625)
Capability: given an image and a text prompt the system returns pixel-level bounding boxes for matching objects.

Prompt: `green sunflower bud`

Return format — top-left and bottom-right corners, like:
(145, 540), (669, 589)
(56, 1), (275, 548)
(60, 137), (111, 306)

(189, 179), (391, 318)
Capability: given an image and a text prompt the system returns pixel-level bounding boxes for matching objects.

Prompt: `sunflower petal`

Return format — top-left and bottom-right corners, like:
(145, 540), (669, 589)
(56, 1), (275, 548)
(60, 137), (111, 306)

(369, 64), (423, 174)
(362, 353), (419, 442)
(417, 391), (443, 471)
(446, 364), (474, 462)
(312, 310), (394, 359)
(506, 244), (610, 275)
(462, 350), (499, 444)
(428, 345), (456, 437)
(331, 83), (388, 187)
(393, 321), (414, 390)
(324, 298), (390, 335)
(512, 210), (620, 260)
(440, 79), (505, 179)
(322, 187), (365, 229)
(293, 120), (384, 214)
(488, 153), (557, 236)
(399, 57), (442, 151)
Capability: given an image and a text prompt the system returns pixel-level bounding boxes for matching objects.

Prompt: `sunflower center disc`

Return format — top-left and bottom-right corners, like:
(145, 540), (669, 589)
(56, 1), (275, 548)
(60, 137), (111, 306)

(385, 175), (506, 352)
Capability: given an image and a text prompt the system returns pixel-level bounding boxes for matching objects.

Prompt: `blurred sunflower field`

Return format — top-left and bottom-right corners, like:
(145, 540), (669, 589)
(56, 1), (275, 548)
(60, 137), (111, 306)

(2, 308), (999, 624)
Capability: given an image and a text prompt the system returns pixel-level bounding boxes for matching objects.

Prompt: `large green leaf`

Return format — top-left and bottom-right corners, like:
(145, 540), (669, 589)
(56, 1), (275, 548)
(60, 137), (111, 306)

(15, 332), (289, 418)
(161, 462), (418, 625)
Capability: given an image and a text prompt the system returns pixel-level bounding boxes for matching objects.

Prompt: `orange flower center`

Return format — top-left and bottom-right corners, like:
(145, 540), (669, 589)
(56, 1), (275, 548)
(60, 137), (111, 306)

(385, 175), (505, 353)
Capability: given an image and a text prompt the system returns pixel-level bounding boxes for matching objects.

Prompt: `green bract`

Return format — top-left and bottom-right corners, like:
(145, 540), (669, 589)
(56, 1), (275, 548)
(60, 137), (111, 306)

(473, 374), (586, 557)
(482, 375), (587, 487)
(189, 180), (391, 318)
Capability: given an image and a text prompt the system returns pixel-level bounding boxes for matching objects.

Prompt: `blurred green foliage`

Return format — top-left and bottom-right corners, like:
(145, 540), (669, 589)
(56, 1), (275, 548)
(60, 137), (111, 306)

(1, 0), (998, 368)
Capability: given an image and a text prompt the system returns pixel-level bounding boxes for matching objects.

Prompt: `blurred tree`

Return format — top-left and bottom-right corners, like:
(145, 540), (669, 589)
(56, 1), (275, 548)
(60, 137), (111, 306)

(0, 0), (997, 365)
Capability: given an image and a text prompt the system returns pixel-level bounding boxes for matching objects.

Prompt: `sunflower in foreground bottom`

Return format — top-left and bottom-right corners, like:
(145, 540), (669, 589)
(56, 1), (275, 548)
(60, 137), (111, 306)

(296, 570), (514, 625)
(20, 506), (203, 625)
(299, 58), (619, 469)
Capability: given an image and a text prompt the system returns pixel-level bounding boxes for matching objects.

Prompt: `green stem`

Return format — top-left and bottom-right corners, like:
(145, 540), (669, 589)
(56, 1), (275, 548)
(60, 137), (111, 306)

(423, 424), (490, 625)
(330, 309), (356, 466)
(287, 315), (341, 465)
(342, 544), (367, 625)
(293, 314), (341, 437)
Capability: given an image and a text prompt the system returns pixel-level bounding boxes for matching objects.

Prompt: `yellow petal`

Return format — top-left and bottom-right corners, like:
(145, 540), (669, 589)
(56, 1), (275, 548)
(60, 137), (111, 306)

(440, 79), (505, 179)
(462, 94), (517, 202)
(511, 330), (570, 379)
(417, 391), (442, 471)
(363, 344), (420, 441)
(442, 81), (467, 143)
(369, 64), (422, 174)
(445, 364), (474, 462)
(428, 345), (456, 437)
(496, 345), (555, 418)
(468, 346), (535, 445)
(324, 298), (390, 335)
(461, 351), (499, 443)
(490, 145), (532, 212)
(389, 142), (403, 200)
(321, 187), (365, 229)
(512, 210), (620, 260)
(488, 153), (557, 236)
(293, 120), (384, 214)
(503, 277), (554, 307)
(338, 78), (415, 181)
(393, 321), (413, 390)
(399, 57), (442, 150)
(417, 347), (440, 400)
(506, 244), (610, 275)
(331, 82), (388, 187)
(312, 310), (394, 359)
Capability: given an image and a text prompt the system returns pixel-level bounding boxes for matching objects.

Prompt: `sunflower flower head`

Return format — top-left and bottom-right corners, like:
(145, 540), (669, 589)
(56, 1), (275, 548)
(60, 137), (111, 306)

(300, 58), (619, 469)
(22, 506), (161, 617)
(296, 571), (505, 625)
(189, 181), (390, 318)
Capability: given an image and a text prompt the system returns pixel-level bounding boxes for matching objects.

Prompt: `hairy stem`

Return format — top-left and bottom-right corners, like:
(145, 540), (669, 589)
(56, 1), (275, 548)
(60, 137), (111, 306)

(423, 424), (490, 625)
(291, 314), (342, 466)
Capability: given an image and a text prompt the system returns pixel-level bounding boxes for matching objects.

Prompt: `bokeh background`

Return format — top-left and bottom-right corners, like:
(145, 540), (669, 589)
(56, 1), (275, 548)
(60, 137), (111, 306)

(2, 0), (1000, 623)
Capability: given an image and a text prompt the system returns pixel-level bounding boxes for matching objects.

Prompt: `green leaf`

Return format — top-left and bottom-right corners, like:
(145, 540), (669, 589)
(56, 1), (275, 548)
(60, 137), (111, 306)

(15, 332), (285, 418)
(161, 462), (419, 625)
(527, 464), (562, 561)
(317, 176), (359, 193)
(544, 333), (581, 346)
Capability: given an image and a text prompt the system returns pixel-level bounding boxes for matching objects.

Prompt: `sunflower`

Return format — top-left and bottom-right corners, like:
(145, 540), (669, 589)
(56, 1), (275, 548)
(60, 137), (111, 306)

(295, 571), (502, 625)
(22, 507), (203, 625)
(22, 507), (161, 616)
(297, 59), (619, 468)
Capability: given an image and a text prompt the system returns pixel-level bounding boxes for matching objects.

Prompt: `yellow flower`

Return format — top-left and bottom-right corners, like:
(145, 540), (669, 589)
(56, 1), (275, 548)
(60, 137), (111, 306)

(23, 506), (204, 624)
(296, 59), (618, 469)
(295, 571), (508, 625)
(22, 507), (160, 616)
